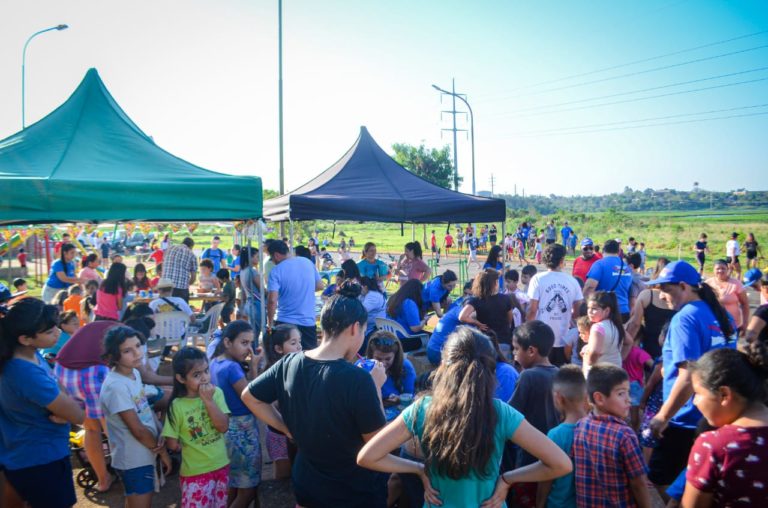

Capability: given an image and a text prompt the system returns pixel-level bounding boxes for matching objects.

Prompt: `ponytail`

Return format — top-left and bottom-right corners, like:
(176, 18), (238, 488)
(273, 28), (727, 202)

(694, 283), (734, 339)
(691, 342), (768, 403)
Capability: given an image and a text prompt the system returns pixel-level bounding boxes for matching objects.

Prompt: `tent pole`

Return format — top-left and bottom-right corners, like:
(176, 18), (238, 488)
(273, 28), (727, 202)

(411, 224), (415, 241)
(501, 221), (507, 266)
(288, 220), (294, 250)
(257, 221), (265, 346)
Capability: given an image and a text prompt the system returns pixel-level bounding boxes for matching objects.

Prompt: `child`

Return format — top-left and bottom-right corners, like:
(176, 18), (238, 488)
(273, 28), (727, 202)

(198, 259), (221, 293)
(62, 284), (83, 319)
(683, 345), (768, 507)
(535, 237), (543, 264)
(573, 364), (651, 507)
(217, 268), (236, 324)
(263, 324), (303, 480)
(52, 289), (68, 310)
(537, 365), (588, 508)
(581, 291), (626, 375)
(365, 331), (416, 413)
(100, 326), (171, 507)
(622, 328), (653, 430)
(133, 263), (150, 291)
(42, 310), (80, 358)
(210, 321), (263, 508)
(467, 234), (481, 270)
(81, 279), (99, 324)
(150, 263), (162, 288)
(12, 277), (27, 293)
(503, 269), (530, 322)
(17, 247), (27, 275)
(509, 320), (560, 506)
(357, 327), (572, 507)
(162, 347), (231, 508)
(520, 264), (537, 293)
(570, 314), (592, 367)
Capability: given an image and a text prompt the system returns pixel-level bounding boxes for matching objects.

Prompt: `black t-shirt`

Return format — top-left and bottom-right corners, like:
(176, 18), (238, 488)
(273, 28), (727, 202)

(754, 304), (768, 345)
(509, 364), (560, 467)
(745, 241), (758, 257)
(468, 294), (513, 341)
(248, 353), (386, 507)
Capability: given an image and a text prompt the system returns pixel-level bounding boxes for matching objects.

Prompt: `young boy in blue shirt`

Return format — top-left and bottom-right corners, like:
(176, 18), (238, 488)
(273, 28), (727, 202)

(537, 364), (587, 508)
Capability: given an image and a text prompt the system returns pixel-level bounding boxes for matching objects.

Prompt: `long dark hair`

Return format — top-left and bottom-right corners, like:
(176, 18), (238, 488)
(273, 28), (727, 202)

(360, 276), (382, 294)
(81, 253), (98, 269)
(320, 281), (367, 338)
(101, 262), (128, 295)
(102, 325), (141, 366)
(60, 243), (76, 265)
(693, 283), (735, 339)
(341, 259), (361, 280)
(0, 298), (59, 372)
(265, 323), (300, 366)
(212, 320), (254, 358)
(587, 291), (626, 347)
(439, 270), (458, 285)
(420, 327), (498, 479)
(366, 331), (405, 391)
(387, 279), (425, 319)
(406, 241), (423, 260)
(691, 342), (768, 405)
(167, 347), (209, 425)
(240, 246), (258, 270)
(484, 245), (502, 268)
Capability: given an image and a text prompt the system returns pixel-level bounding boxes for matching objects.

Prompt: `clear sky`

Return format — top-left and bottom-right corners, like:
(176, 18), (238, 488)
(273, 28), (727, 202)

(2, 0), (766, 197)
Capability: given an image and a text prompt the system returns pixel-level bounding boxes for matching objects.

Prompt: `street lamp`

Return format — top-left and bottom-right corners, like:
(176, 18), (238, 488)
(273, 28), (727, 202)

(22, 24), (68, 129)
(432, 83), (475, 195)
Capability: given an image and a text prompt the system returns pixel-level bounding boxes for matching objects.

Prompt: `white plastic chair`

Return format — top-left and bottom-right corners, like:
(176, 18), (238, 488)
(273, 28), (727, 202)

(187, 303), (224, 348)
(374, 317), (428, 353)
(148, 311), (190, 354)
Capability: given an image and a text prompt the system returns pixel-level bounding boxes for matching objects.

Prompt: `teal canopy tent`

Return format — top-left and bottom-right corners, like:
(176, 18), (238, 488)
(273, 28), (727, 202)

(0, 68), (262, 225)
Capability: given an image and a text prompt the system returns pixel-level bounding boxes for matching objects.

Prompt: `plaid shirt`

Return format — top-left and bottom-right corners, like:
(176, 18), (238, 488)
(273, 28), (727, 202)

(573, 413), (647, 508)
(163, 244), (197, 290)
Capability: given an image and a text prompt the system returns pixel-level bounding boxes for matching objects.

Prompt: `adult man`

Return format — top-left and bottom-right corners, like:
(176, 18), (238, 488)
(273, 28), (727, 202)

(149, 278), (195, 322)
(572, 238), (602, 283)
(583, 239), (633, 322)
(162, 237), (197, 302)
(266, 240), (324, 350)
(527, 243), (584, 366)
(545, 221), (556, 244)
(201, 235), (227, 272)
(725, 232), (741, 278)
(560, 221), (573, 246)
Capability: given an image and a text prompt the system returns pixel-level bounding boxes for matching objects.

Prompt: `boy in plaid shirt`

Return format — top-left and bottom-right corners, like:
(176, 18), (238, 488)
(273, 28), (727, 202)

(573, 364), (651, 508)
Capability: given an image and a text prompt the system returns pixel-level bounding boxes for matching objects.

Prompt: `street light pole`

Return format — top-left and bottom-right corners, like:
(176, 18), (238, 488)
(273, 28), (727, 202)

(432, 83), (475, 195)
(22, 24), (68, 129)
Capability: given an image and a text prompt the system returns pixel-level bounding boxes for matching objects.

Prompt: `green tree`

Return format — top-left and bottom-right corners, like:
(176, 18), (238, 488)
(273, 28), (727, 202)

(391, 143), (459, 190)
(263, 188), (280, 200)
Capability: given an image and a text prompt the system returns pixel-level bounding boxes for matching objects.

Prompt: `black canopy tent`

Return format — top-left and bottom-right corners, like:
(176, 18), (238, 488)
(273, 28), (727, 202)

(263, 126), (506, 224)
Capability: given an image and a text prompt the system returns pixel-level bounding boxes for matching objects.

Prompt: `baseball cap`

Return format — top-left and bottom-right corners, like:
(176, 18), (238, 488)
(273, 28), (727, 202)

(731, 232), (739, 238)
(155, 278), (174, 290)
(743, 268), (763, 288)
(581, 238), (594, 247)
(647, 261), (701, 286)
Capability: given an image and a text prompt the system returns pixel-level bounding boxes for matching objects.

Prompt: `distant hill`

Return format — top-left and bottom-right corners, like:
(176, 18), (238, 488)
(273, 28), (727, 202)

(491, 187), (768, 215)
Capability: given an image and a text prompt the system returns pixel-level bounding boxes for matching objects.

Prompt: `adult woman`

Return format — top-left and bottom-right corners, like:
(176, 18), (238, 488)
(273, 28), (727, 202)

(0, 299), (85, 507)
(396, 242), (431, 285)
(244, 282), (389, 507)
(705, 259), (750, 332)
(357, 327), (571, 507)
(78, 253), (102, 285)
(693, 233), (710, 275)
(459, 269), (513, 344)
(744, 232), (762, 269)
(361, 276), (386, 337)
(239, 246), (262, 337)
(94, 262), (128, 321)
(42, 243), (80, 304)
(646, 261), (736, 490)
(422, 270), (458, 317)
(387, 279), (426, 338)
(625, 257), (676, 358)
(483, 245), (505, 291)
(357, 242), (389, 287)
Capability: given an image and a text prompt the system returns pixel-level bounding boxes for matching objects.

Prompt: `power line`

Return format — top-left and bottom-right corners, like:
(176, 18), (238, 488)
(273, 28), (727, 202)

(498, 75), (768, 119)
(518, 110), (768, 137)
(477, 30), (768, 99)
(512, 103), (768, 135)
(500, 66), (768, 115)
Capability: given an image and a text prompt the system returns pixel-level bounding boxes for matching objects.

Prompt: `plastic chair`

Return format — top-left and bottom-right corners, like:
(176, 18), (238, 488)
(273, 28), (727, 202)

(149, 311), (189, 354)
(374, 317), (428, 353)
(187, 303), (224, 348)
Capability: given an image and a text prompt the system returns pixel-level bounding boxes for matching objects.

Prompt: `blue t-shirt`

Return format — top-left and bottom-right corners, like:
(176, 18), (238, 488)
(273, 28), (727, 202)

(467, 237), (479, 252)
(422, 277), (449, 307)
(586, 255), (633, 313)
(402, 397), (524, 507)
(202, 247), (226, 272)
(662, 300), (736, 429)
(483, 262), (504, 291)
(427, 305), (462, 363)
(42, 331), (70, 357)
(230, 257), (241, 275)
(268, 257), (322, 327)
(210, 357), (250, 416)
(357, 259), (389, 279)
(390, 299), (421, 338)
(322, 283), (337, 298)
(45, 259), (75, 289)
(560, 226), (573, 241)
(380, 358), (416, 399)
(546, 422), (577, 508)
(495, 362), (519, 402)
(0, 353), (70, 469)
(666, 468), (687, 501)
(520, 226), (531, 241)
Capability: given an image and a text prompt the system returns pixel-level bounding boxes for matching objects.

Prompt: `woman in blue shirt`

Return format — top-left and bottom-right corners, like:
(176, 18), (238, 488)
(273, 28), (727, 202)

(0, 298), (85, 507)
(42, 243), (80, 305)
(386, 279), (426, 338)
(357, 242), (389, 287)
(422, 270), (458, 317)
(483, 245), (505, 292)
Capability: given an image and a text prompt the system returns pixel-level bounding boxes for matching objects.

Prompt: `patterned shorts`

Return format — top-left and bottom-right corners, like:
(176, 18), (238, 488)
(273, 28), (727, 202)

(266, 427), (289, 461)
(180, 465), (230, 508)
(225, 414), (262, 488)
(54, 364), (110, 419)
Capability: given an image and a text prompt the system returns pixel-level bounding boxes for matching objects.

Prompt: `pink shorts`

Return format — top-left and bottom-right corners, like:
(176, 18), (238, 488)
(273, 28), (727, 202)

(54, 364), (109, 419)
(266, 428), (289, 461)
(180, 465), (230, 508)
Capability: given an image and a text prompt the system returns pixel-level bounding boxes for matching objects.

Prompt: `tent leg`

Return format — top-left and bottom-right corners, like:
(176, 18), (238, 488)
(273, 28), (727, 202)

(501, 222), (507, 265)
(257, 221), (266, 346)
(289, 220), (294, 250)
(411, 224), (415, 241)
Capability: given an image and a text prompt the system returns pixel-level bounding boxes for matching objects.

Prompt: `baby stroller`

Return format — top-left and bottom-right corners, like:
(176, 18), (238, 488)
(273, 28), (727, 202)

(69, 428), (113, 489)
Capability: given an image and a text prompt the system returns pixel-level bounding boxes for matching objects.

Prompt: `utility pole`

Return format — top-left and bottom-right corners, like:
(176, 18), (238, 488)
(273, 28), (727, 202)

(435, 78), (467, 192)
(489, 174), (495, 196)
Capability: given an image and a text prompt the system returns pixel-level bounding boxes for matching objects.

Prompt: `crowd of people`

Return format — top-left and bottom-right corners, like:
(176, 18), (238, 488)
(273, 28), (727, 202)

(0, 224), (767, 508)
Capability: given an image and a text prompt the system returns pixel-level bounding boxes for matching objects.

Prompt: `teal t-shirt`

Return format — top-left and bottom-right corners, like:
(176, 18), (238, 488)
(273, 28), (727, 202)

(545, 422), (577, 508)
(401, 396), (524, 508)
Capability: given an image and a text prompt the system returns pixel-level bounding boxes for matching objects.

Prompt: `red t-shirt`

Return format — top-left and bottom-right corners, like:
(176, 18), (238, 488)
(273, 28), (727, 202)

(150, 249), (163, 264)
(687, 425), (768, 506)
(572, 253), (602, 282)
(17, 252), (27, 266)
(444, 234), (453, 247)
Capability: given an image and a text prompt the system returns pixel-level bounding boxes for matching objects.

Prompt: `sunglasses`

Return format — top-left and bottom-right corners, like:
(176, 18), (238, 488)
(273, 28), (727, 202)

(582, 247), (594, 251)
(371, 337), (396, 346)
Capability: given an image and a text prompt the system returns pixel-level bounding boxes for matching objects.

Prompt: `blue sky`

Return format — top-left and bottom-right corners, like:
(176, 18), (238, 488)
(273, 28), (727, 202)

(1, 0), (766, 196)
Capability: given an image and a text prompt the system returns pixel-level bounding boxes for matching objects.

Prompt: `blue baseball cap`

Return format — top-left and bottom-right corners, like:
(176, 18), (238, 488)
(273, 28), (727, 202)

(647, 261), (701, 286)
(743, 268), (763, 287)
(581, 238), (594, 247)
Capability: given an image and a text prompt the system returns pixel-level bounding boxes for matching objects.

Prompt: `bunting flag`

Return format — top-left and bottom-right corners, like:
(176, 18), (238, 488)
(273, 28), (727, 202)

(0, 242), (7, 256)
(8, 233), (22, 249)
(170, 223), (182, 233)
(186, 223), (199, 233)
(234, 221), (245, 232)
(139, 223), (153, 235)
(84, 224), (97, 234)
(124, 223), (136, 236)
